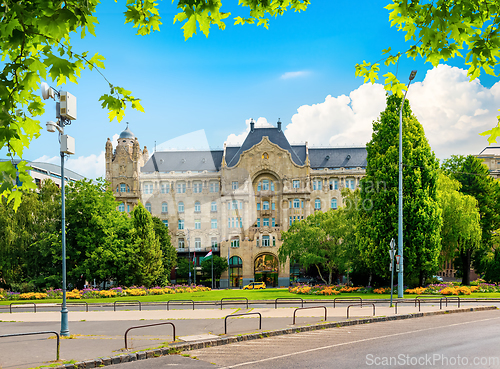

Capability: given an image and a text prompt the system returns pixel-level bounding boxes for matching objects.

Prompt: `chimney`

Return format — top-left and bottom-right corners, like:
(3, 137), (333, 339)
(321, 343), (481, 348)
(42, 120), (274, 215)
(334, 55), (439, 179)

(277, 118), (281, 132)
(250, 119), (255, 132)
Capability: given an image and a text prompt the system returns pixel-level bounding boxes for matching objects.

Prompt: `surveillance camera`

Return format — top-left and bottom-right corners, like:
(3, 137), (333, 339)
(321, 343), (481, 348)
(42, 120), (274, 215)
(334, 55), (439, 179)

(46, 121), (57, 133)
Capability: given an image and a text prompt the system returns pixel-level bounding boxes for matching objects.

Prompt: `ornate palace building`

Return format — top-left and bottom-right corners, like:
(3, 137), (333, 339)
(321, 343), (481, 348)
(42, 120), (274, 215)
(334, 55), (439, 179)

(106, 121), (367, 287)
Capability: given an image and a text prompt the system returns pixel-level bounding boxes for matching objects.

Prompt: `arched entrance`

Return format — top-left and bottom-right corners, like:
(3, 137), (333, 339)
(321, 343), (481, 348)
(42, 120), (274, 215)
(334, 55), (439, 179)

(229, 256), (242, 287)
(254, 254), (279, 287)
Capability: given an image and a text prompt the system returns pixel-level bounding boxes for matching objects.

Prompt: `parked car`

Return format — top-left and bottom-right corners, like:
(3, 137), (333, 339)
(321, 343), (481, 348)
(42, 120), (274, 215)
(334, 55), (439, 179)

(243, 282), (266, 290)
(433, 275), (444, 282)
(294, 277), (315, 285)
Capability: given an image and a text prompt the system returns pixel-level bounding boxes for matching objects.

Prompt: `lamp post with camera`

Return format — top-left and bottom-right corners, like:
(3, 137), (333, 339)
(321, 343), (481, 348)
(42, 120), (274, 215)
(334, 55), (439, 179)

(41, 82), (76, 336)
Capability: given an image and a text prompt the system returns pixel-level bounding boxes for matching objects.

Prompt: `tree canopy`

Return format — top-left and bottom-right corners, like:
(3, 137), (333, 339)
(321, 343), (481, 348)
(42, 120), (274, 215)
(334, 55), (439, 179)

(357, 94), (442, 286)
(0, 0), (310, 209)
(356, 0), (500, 143)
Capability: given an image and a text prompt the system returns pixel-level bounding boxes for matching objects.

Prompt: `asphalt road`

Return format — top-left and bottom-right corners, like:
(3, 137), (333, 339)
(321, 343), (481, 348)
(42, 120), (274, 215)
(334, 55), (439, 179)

(119, 309), (500, 369)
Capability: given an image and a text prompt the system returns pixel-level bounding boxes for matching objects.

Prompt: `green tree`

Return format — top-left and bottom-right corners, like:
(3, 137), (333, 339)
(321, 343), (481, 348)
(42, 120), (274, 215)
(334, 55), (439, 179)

(484, 247), (500, 283)
(176, 257), (191, 280)
(152, 217), (177, 285)
(358, 94), (442, 286)
(279, 209), (353, 285)
(1, 0), (309, 209)
(442, 155), (500, 277)
(437, 173), (482, 285)
(201, 255), (228, 281)
(128, 203), (163, 287)
(356, 0), (500, 143)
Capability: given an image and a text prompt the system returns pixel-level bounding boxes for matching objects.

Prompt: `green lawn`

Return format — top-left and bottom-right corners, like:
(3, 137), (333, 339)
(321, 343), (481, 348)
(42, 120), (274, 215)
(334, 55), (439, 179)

(1, 289), (500, 305)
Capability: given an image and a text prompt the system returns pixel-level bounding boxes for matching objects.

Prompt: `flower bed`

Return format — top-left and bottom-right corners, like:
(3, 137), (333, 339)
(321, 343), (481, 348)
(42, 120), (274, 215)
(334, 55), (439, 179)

(0, 285), (211, 301)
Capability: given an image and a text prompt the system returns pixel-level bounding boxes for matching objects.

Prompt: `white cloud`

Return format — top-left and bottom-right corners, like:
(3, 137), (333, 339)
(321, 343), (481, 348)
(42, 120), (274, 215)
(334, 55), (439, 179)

(279, 65), (500, 160)
(225, 117), (274, 146)
(284, 83), (386, 147)
(281, 71), (310, 80)
(156, 129), (211, 151)
(35, 151), (106, 179)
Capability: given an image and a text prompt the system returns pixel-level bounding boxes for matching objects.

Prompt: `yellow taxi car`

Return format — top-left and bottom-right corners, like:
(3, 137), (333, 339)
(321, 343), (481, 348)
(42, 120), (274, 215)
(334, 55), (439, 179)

(243, 282), (266, 290)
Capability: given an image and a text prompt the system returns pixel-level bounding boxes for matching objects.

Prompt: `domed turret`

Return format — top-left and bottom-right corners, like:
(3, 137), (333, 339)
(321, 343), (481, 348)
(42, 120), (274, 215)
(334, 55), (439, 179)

(119, 125), (135, 139)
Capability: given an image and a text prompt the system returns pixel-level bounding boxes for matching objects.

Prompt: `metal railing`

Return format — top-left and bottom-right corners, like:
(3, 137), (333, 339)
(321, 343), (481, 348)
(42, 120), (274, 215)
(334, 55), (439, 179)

(114, 300), (142, 311)
(346, 303), (376, 319)
(10, 302), (36, 313)
(275, 297), (304, 309)
(124, 322), (176, 349)
(292, 306), (327, 325)
(167, 300), (195, 311)
(66, 301), (89, 312)
(333, 297), (363, 308)
(414, 297), (443, 309)
(0, 331), (60, 360)
(224, 312), (262, 334)
(395, 300), (421, 314)
(441, 296), (461, 308)
(220, 297), (249, 310)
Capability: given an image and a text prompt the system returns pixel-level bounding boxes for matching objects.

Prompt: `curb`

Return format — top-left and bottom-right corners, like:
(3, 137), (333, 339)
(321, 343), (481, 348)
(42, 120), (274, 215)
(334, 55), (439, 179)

(54, 305), (497, 368)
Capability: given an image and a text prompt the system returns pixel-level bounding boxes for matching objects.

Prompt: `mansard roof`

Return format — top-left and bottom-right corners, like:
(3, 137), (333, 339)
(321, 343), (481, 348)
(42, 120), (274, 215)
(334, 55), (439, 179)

(308, 147), (367, 169)
(141, 150), (223, 173)
(226, 127), (304, 167)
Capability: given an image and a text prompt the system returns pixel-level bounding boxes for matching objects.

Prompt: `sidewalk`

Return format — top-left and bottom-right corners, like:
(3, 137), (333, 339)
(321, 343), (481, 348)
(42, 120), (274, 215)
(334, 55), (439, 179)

(0, 301), (497, 369)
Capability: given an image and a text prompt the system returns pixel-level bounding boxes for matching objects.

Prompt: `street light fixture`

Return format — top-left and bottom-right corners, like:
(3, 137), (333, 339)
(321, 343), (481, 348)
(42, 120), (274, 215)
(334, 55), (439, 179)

(398, 70), (417, 298)
(41, 82), (76, 337)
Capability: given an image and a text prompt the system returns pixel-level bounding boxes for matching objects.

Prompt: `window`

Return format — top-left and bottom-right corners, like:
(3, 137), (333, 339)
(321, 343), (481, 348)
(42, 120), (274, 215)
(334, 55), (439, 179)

(195, 238), (201, 251)
(263, 218), (269, 227)
(262, 235), (270, 247)
(162, 202), (168, 213)
(315, 199), (321, 210)
(211, 219), (217, 229)
(178, 202), (184, 213)
(193, 182), (202, 193)
(145, 202), (152, 213)
(289, 216), (292, 226)
(293, 180), (300, 189)
(329, 179), (338, 191)
(118, 203), (125, 212)
(239, 201), (243, 210)
(239, 217), (243, 228)
(289, 200), (292, 209)
(272, 202), (275, 210)
(127, 205), (130, 213)
(176, 182), (186, 193)
(178, 219), (184, 230)
(194, 201), (201, 212)
(161, 182), (170, 193)
(293, 199), (300, 208)
(273, 236), (276, 246)
(178, 238), (185, 249)
(257, 203), (261, 211)
(346, 179), (355, 190)
(162, 220), (168, 228)
(263, 201), (269, 210)
(231, 238), (240, 248)
(211, 238), (218, 250)
(195, 219), (201, 229)
(257, 218), (261, 227)
(210, 181), (219, 192)
(272, 218), (275, 227)
(232, 181), (239, 190)
(262, 179), (269, 191)
(120, 183), (126, 192)
(144, 183), (153, 194)
(232, 200), (238, 210)
(211, 201), (217, 212)
(257, 182), (261, 191)
(331, 198), (338, 209)
(271, 181), (275, 191)
(313, 180), (322, 191)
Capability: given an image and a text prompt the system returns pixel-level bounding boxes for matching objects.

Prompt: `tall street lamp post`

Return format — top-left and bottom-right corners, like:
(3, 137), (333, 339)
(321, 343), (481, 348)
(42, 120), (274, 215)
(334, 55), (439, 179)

(41, 83), (76, 336)
(398, 70), (417, 298)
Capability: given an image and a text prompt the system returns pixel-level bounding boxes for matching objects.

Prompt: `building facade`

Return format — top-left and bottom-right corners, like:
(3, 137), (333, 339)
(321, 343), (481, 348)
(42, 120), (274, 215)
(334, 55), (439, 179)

(106, 121), (367, 287)
(476, 146), (500, 179)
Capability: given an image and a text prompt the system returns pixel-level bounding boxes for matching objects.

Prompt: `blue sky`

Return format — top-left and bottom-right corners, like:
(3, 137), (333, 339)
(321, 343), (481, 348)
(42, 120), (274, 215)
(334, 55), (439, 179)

(12, 1), (500, 178)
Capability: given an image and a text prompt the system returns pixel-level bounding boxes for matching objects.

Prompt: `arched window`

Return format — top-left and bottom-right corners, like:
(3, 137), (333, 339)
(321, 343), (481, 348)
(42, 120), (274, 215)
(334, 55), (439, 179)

(314, 199), (321, 210)
(194, 201), (201, 212)
(331, 198), (338, 209)
(263, 201), (269, 210)
(229, 256), (243, 287)
(145, 202), (152, 213)
(120, 183), (126, 192)
(293, 199), (300, 208)
(262, 179), (269, 191)
(178, 201), (184, 213)
(118, 203), (125, 212)
(162, 202), (168, 213)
